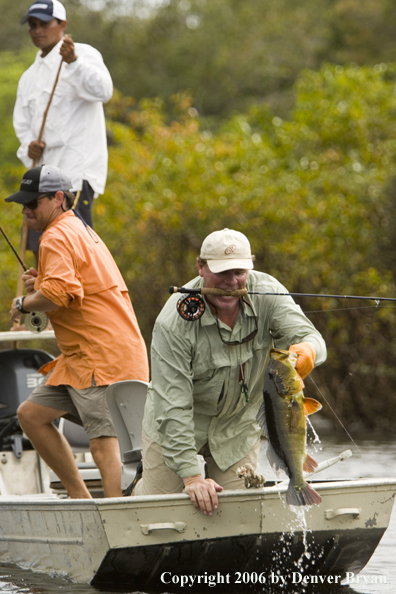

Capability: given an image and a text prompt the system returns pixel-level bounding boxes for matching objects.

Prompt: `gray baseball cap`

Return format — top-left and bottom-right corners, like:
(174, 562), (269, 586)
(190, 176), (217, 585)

(5, 164), (72, 205)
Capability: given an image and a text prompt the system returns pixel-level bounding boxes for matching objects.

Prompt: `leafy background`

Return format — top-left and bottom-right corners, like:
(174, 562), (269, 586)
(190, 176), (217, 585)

(1, 0), (396, 432)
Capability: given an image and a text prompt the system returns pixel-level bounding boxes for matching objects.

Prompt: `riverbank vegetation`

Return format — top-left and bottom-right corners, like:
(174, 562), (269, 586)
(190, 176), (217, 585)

(1, 0), (396, 432)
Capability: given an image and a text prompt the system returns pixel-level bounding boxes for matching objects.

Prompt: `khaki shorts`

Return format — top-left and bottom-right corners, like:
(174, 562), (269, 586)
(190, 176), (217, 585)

(134, 429), (261, 495)
(28, 373), (116, 440)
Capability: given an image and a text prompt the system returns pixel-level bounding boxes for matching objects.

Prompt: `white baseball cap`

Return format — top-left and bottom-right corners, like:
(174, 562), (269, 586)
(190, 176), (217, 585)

(21, 1), (66, 25)
(200, 229), (254, 273)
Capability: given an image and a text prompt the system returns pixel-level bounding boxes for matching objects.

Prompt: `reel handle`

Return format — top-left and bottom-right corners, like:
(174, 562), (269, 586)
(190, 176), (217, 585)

(25, 311), (49, 333)
(170, 286), (248, 297)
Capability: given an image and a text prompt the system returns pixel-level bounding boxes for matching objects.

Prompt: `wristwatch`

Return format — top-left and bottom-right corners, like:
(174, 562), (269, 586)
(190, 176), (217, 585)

(15, 296), (29, 314)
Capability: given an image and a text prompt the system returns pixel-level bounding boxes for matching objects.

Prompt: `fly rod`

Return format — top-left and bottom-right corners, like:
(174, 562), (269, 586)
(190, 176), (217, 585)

(170, 286), (396, 303)
(1, 224), (28, 339)
(0, 226), (27, 272)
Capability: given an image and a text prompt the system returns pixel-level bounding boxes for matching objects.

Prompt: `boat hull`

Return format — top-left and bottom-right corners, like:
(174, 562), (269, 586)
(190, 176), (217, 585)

(94, 527), (387, 591)
(0, 478), (394, 590)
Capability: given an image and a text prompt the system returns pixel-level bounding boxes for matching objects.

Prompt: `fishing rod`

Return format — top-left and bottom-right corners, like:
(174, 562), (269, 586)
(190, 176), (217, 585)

(170, 286), (396, 301)
(33, 56), (63, 168)
(169, 285), (396, 321)
(0, 226), (27, 272)
(0, 225), (48, 333)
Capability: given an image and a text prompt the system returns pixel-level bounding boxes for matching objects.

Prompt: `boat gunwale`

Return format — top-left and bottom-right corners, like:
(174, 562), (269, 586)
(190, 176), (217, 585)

(0, 477), (394, 506)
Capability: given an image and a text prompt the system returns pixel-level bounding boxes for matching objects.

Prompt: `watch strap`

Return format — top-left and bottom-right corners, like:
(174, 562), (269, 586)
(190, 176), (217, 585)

(16, 296), (29, 314)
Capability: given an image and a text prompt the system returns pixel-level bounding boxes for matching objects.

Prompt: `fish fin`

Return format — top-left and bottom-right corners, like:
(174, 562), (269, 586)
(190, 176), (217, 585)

(303, 397), (322, 416)
(289, 398), (302, 431)
(256, 400), (267, 434)
(286, 481), (322, 507)
(301, 482), (322, 506)
(266, 441), (289, 476)
(303, 453), (318, 473)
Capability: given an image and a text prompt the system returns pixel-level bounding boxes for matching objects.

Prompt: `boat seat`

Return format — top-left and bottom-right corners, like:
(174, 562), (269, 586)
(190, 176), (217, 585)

(49, 418), (104, 497)
(105, 380), (207, 491)
(106, 380), (148, 490)
(58, 417), (91, 451)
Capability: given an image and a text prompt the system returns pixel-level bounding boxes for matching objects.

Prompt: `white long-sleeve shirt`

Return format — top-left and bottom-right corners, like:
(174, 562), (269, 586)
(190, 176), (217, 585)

(13, 39), (113, 194)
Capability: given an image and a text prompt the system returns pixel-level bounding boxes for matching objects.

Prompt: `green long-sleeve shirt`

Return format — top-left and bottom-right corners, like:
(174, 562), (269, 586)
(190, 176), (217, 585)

(143, 270), (326, 479)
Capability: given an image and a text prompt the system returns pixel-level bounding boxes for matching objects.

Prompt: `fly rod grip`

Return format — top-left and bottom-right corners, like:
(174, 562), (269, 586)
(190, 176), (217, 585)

(169, 286), (248, 297)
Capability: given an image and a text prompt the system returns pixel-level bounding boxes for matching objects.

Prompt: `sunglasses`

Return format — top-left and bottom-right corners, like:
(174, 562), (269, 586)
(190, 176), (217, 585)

(23, 195), (51, 210)
(215, 301), (258, 346)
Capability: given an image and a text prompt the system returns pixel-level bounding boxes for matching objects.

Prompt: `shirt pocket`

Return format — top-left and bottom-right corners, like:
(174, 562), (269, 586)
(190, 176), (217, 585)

(192, 365), (227, 416)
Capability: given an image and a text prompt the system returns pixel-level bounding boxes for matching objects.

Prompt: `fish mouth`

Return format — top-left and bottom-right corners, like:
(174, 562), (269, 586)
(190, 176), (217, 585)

(270, 348), (291, 359)
(270, 348), (298, 367)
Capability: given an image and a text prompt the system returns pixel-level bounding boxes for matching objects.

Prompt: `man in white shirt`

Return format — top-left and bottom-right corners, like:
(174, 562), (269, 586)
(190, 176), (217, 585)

(14, 0), (113, 253)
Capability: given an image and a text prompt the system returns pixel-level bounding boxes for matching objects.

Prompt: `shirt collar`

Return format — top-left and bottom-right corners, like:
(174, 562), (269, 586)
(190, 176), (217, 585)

(39, 210), (73, 240)
(34, 39), (63, 68)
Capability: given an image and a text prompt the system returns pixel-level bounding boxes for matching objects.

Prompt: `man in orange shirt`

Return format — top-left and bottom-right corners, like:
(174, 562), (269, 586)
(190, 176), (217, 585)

(7, 164), (149, 498)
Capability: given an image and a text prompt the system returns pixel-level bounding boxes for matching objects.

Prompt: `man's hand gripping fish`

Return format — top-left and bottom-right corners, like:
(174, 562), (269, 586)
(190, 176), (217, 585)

(257, 348), (322, 506)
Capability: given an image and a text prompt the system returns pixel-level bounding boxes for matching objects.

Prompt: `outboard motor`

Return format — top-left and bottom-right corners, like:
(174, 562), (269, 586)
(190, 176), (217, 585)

(0, 349), (54, 457)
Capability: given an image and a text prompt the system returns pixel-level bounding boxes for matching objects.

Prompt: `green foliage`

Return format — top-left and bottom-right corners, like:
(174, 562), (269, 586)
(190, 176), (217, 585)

(2, 0), (396, 117)
(71, 0), (396, 116)
(96, 66), (396, 431)
(0, 50), (35, 170)
(99, 0), (331, 115)
(328, 0), (396, 64)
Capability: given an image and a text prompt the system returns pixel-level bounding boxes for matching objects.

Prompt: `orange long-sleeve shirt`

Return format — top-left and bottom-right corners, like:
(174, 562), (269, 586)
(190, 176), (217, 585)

(36, 210), (149, 388)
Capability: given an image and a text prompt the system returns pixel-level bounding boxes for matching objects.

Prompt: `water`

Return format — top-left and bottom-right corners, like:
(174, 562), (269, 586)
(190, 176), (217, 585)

(0, 433), (395, 594)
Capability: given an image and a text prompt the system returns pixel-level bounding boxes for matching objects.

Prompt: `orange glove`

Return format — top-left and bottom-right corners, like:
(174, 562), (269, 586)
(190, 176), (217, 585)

(289, 342), (315, 379)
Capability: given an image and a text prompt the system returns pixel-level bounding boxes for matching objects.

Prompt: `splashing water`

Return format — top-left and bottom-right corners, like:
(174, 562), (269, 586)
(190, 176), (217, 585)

(291, 506), (311, 567)
(306, 417), (321, 444)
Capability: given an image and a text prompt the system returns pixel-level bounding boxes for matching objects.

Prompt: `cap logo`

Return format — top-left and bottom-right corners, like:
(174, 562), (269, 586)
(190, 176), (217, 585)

(29, 3), (50, 9)
(224, 244), (236, 255)
(22, 179), (33, 185)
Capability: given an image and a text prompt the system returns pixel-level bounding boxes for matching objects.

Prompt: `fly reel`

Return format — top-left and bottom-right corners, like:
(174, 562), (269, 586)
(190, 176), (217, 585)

(177, 294), (205, 321)
(25, 311), (49, 333)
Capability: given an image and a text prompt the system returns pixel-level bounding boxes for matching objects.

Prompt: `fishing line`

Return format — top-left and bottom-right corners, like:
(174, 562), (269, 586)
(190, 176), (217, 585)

(307, 374), (361, 453)
(304, 304), (396, 314)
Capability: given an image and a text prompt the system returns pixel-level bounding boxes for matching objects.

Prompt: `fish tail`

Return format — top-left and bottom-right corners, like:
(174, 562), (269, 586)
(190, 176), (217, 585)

(286, 481), (322, 506)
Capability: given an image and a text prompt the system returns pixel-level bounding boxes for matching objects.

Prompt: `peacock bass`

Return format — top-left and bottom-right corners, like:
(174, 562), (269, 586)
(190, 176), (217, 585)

(257, 348), (322, 506)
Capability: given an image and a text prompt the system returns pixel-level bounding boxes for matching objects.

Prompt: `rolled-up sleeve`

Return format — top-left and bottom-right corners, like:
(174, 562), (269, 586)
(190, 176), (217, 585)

(264, 285), (327, 366)
(36, 238), (84, 308)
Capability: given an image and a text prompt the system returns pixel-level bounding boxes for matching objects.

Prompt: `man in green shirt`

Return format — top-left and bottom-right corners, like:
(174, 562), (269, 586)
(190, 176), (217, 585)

(135, 229), (326, 515)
